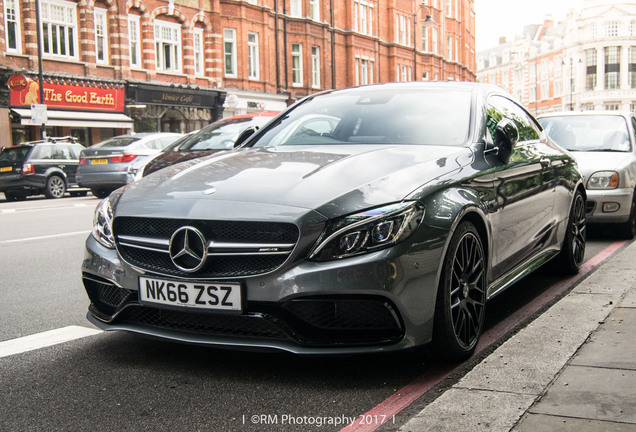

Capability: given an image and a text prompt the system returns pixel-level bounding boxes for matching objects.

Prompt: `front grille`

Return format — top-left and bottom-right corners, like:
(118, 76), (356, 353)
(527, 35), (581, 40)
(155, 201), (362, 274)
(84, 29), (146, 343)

(281, 298), (404, 345)
(113, 217), (299, 278)
(117, 307), (289, 340)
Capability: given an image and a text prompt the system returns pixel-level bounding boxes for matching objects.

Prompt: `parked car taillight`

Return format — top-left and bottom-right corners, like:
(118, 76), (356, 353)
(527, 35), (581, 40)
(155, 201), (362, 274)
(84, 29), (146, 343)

(79, 158), (87, 164)
(109, 153), (138, 163)
(22, 163), (34, 175)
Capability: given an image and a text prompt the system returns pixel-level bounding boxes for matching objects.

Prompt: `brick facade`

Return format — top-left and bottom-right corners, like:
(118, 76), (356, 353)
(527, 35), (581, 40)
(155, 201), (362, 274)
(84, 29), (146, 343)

(1, 0), (475, 147)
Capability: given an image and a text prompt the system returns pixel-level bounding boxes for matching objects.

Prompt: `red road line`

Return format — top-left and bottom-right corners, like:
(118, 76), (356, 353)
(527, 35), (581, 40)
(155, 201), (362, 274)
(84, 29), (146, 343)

(340, 240), (628, 432)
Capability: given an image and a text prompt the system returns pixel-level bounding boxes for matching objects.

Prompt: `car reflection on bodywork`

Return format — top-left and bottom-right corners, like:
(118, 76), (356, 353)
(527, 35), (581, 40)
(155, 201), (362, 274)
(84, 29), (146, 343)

(130, 112), (279, 182)
(82, 82), (586, 361)
(538, 111), (636, 239)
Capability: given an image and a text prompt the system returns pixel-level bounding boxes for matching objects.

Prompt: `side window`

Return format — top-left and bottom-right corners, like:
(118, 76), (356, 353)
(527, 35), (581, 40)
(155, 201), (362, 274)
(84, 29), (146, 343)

(631, 117), (636, 144)
(488, 95), (540, 142)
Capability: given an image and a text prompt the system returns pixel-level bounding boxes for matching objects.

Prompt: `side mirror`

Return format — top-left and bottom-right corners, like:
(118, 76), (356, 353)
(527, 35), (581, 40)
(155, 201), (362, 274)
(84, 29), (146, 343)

(495, 118), (518, 164)
(234, 126), (259, 148)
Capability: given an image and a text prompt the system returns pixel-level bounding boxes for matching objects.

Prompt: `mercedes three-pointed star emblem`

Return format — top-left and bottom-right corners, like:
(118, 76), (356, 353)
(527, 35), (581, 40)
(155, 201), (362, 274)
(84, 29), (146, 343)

(169, 226), (208, 272)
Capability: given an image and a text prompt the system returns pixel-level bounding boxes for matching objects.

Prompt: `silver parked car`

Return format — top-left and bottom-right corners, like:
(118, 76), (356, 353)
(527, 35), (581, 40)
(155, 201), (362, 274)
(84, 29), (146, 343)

(538, 111), (636, 238)
(82, 82), (586, 361)
(77, 132), (182, 198)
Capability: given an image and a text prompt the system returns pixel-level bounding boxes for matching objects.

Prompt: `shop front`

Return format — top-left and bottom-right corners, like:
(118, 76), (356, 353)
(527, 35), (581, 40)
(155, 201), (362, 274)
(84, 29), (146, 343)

(124, 82), (226, 133)
(6, 75), (133, 147)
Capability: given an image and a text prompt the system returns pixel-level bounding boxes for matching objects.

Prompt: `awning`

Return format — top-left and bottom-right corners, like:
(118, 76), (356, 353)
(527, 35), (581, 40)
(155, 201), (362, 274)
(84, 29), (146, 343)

(11, 108), (134, 128)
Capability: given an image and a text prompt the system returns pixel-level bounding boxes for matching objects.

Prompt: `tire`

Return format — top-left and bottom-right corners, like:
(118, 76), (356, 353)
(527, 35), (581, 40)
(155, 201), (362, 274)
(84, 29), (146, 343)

(557, 190), (586, 274)
(90, 188), (111, 199)
(432, 221), (487, 362)
(618, 192), (636, 240)
(5, 191), (27, 201)
(70, 190), (88, 197)
(44, 175), (66, 199)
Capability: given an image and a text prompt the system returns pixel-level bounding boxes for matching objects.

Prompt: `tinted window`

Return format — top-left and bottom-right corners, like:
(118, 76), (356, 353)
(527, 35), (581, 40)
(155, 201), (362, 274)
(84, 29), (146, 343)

(539, 115), (631, 152)
(178, 117), (274, 151)
(252, 89), (473, 147)
(487, 95), (540, 142)
(0, 146), (31, 163)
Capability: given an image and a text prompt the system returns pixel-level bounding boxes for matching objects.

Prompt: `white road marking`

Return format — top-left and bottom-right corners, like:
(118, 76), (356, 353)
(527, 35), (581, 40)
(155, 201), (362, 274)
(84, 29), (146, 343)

(0, 230), (91, 244)
(0, 326), (103, 358)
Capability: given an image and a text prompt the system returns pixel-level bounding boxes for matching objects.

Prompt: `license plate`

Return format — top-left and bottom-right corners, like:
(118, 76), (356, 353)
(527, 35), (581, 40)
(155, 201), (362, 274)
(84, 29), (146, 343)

(91, 158), (108, 165)
(0, 166), (11, 172)
(139, 277), (242, 311)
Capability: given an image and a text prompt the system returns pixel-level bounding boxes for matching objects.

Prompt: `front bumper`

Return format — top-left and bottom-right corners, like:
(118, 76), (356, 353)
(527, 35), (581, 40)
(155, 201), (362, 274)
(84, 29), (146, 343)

(585, 188), (634, 224)
(81, 226), (447, 354)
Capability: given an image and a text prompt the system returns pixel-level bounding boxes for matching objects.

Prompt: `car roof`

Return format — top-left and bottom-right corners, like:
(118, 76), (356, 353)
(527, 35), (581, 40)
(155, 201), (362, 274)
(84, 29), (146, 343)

(538, 111), (635, 118)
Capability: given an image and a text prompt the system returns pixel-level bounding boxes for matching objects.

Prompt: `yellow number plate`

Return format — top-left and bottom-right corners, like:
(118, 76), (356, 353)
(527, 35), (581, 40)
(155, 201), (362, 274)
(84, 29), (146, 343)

(0, 166), (12, 172)
(91, 159), (108, 165)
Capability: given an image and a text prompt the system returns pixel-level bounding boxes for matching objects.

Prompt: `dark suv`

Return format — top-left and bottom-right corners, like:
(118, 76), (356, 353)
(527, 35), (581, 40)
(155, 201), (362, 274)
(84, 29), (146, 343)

(0, 136), (87, 201)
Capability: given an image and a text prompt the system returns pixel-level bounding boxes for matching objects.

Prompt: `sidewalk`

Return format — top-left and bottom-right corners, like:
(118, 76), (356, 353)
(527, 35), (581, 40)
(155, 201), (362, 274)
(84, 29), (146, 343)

(399, 240), (636, 432)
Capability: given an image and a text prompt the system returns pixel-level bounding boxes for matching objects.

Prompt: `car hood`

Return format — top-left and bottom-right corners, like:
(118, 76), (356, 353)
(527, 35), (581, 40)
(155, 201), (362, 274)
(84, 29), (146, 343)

(569, 151), (633, 178)
(143, 149), (222, 176)
(116, 145), (471, 220)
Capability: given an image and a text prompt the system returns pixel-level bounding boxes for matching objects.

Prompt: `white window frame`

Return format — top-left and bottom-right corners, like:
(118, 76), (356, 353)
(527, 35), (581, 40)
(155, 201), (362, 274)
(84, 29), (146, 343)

(224, 28), (237, 77)
(446, 0), (452, 17)
(432, 27), (438, 54)
(447, 35), (452, 60)
(40, 0), (78, 60)
(292, 43), (303, 87)
(290, 0), (301, 17)
(128, 14), (141, 68)
(4, 0), (21, 53)
(311, 45), (320, 88)
(422, 25), (428, 52)
(193, 28), (204, 76)
(355, 55), (374, 86)
(396, 14), (409, 46)
(248, 31), (259, 80)
(155, 20), (182, 73)
(310, 0), (320, 21)
(354, 1), (374, 36)
(94, 7), (108, 64)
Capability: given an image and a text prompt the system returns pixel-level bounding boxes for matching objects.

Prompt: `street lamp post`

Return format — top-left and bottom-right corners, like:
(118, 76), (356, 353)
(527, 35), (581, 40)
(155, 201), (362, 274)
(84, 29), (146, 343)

(413, 5), (434, 81)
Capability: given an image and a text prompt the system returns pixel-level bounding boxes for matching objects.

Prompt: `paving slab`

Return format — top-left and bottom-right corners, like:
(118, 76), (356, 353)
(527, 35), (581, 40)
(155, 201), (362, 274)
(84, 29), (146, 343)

(514, 413), (636, 432)
(399, 388), (535, 432)
(572, 267), (635, 295)
(621, 286), (636, 308)
(454, 293), (618, 395)
(527, 365), (636, 424)
(570, 308), (636, 370)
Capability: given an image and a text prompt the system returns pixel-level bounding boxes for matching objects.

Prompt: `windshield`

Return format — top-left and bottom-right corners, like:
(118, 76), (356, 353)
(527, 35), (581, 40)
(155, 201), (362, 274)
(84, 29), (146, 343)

(175, 117), (274, 151)
(251, 88), (472, 147)
(539, 115), (632, 152)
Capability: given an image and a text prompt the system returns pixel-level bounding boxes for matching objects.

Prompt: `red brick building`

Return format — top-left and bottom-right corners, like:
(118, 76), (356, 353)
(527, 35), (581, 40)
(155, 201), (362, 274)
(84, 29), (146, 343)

(1, 0), (475, 148)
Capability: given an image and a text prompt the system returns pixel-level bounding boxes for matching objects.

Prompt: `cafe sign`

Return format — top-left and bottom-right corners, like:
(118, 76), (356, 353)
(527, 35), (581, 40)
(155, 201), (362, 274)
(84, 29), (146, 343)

(10, 80), (125, 112)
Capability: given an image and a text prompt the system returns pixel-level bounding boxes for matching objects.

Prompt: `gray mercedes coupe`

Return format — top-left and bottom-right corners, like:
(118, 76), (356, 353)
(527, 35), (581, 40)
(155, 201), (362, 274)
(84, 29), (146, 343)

(82, 82), (586, 361)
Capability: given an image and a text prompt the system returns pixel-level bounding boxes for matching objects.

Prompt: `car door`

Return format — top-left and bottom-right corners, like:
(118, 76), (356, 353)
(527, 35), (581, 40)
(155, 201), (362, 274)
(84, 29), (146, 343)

(487, 96), (556, 281)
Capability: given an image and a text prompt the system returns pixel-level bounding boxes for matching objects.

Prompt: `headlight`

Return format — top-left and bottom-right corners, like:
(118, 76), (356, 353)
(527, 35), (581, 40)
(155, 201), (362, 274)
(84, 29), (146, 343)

(92, 197), (115, 248)
(308, 201), (424, 261)
(587, 171), (619, 190)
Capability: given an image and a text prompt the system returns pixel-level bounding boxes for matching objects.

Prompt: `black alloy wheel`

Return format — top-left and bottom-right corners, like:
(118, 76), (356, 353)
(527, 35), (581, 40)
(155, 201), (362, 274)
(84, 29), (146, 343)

(90, 188), (112, 199)
(4, 191), (27, 201)
(433, 221), (486, 362)
(558, 190), (586, 274)
(44, 175), (66, 199)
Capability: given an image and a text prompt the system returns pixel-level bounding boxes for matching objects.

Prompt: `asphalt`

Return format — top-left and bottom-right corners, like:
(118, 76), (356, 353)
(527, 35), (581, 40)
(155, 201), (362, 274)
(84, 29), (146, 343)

(399, 240), (636, 432)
